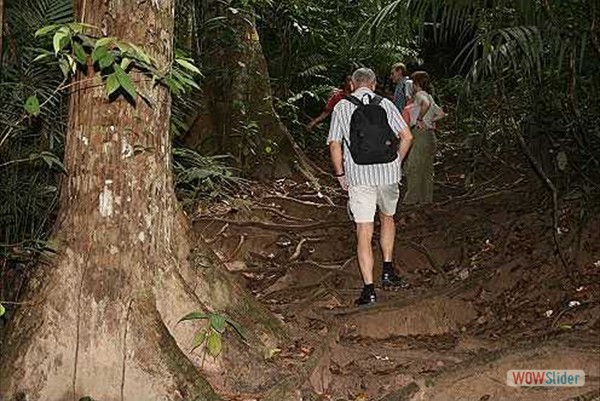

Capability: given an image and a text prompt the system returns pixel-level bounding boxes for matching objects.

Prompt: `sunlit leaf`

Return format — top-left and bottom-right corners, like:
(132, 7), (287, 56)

(175, 58), (201, 74)
(91, 45), (109, 63)
(114, 65), (136, 99)
(191, 330), (207, 351)
(95, 36), (115, 49)
(67, 22), (98, 33)
(53, 27), (70, 55)
(25, 95), (40, 116)
(98, 52), (115, 69)
(178, 312), (209, 322)
(206, 330), (222, 357)
(33, 53), (50, 62)
(35, 24), (60, 37)
(105, 73), (120, 96)
(121, 57), (133, 70)
(72, 42), (87, 64)
(209, 314), (226, 334)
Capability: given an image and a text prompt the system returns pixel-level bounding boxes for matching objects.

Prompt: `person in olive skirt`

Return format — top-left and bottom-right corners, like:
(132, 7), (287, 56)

(403, 71), (446, 204)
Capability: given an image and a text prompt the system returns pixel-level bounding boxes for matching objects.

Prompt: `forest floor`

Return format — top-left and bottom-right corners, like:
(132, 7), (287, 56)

(193, 129), (600, 401)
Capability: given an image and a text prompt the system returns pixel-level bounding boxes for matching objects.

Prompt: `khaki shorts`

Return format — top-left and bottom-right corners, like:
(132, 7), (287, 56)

(348, 184), (400, 223)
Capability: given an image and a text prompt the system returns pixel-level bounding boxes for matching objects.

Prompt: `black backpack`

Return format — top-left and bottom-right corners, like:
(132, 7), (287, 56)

(343, 94), (399, 165)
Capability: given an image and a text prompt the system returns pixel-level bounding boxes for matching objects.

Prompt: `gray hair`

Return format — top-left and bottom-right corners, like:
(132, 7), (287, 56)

(352, 68), (377, 86)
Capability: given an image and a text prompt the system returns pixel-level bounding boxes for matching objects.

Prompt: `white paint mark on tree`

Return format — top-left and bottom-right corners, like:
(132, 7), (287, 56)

(99, 181), (114, 217)
(122, 138), (134, 159)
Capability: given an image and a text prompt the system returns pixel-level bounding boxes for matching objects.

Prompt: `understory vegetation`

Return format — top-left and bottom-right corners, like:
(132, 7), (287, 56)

(3, 0), (597, 266)
(0, 0), (599, 398)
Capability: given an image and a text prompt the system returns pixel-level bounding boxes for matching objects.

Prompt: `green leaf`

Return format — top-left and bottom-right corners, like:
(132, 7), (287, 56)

(206, 330), (222, 357)
(165, 76), (183, 95)
(91, 45), (109, 63)
(191, 330), (207, 352)
(120, 57), (133, 70)
(178, 312), (209, 322)
(40, 151), (66, 173)
(129, 42), (153, 65)
(0, 303), (5, 317)
(95, 36), (115, 49)
(67, 22), (98, 33)
(35, 24), (60, 37)
(25, 95), (40, 116)
(33, 53), (50, 63)
(72, 42), (87, 65)
(114, 65), (136, 99)
(172, 69), (199, 91)
(175, 58), (201, 74)
(66, 54), (77, 74)
(59, 58), (71, 78)
(99, 52), (115, 70)
(53, 27), (70, 55)
(105, 73), (120, 97)
(210, 314), (226, 334)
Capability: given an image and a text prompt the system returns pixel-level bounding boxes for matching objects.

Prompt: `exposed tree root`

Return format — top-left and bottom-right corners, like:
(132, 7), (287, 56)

(262, 326), (339, 401)
(0, 250), (223, 401)
(195, 217), (351, 232)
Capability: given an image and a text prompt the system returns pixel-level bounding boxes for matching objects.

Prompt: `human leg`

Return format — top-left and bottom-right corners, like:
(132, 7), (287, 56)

(377, 184), (409, 289)
(348, 186), (378, 304)
(356, 222), (375, 284)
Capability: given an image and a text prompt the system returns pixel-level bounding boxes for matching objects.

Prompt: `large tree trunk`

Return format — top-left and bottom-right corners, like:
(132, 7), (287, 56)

(185, 3), (295, 180)
(0, 0), (287, 399)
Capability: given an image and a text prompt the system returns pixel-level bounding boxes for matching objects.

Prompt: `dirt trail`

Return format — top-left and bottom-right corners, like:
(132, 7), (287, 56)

(192, 143), (600, 400)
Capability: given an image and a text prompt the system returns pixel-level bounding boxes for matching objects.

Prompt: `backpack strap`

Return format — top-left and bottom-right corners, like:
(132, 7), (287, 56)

(344, 95), (363, 107)
(370, 95), (383, 106)
(345, 94), (383, 107)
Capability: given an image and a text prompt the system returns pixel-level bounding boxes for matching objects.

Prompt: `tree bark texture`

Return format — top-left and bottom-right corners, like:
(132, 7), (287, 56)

(0, 0), (287, 399)
(186, 4), (294, 179)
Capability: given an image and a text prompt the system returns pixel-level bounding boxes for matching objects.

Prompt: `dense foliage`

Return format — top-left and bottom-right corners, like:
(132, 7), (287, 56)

(1, 0), (598, 272)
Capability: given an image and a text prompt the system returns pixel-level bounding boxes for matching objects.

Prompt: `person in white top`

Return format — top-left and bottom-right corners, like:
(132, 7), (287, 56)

(403, 71), (447, 204)
(327, 68), (413, 305)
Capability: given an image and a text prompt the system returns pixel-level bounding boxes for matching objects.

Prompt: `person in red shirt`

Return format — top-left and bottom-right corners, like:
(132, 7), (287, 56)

(307, 75), (353, 131)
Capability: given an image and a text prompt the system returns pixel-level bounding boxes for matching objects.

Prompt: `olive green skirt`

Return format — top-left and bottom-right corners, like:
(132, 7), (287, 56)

(403, 127), (436, 204)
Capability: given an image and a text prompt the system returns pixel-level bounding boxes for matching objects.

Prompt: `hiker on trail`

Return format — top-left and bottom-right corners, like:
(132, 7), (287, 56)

(402, 71), (447, 205)
(390, 62), (413, 112)
(327, 68), (413, 305)
(307, 75), (353, 131)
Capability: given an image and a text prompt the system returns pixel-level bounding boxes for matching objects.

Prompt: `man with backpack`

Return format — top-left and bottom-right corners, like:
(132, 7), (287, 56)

(327, 68), (413, 305)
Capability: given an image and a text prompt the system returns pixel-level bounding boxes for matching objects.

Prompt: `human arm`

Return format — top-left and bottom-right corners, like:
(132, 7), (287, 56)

(307, 110), (331, 131)
(431, 109), (447, 123)
(328, 141), (348, 190)
(405, 80), (414, 104)
(329, 141), (344, 176)
(398, 125), (413, 161)
(327, 106), (349, 190)
(415, 91), (430, 120)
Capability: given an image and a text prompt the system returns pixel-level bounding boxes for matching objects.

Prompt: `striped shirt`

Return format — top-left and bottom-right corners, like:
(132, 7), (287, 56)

(327, 87), (407, 186)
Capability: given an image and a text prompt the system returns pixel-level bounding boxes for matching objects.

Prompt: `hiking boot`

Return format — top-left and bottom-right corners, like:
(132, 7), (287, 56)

(354, 288), (377, 306)
(381, 270), (409, 290)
